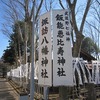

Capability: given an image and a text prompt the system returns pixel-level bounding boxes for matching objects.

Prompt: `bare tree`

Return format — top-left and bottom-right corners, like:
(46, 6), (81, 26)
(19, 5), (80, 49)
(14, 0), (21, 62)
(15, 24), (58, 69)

(42, 0), (61, 12)
(1, 0), (44, 90)
(1, 0), (44, 64)
(85, 0), (100, 59)
(43, 0), (56, 11)
(1, 0), (23, 66)
(59, 0), (93, 57)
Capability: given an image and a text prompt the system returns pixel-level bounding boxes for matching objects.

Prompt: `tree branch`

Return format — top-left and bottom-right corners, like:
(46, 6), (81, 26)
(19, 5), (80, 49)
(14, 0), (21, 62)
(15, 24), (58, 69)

(92, 5), (100, 23)
(80, 0), (92, 33)
(14, 0), (25, 7)
(66, 0), (78, 32)
(86, 20), (100, 33)
(96, 0), (100, 5)
(59, 0), (65, 9)
(66, 0), (71, 7)
(35, 0), (44, 21)
(73, 0), (77, 9)
(44, 0), (49, 11)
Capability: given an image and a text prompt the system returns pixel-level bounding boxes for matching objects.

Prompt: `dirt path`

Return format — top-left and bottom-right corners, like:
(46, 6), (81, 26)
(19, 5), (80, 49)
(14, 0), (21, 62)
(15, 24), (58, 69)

(0, 78), (19, 100)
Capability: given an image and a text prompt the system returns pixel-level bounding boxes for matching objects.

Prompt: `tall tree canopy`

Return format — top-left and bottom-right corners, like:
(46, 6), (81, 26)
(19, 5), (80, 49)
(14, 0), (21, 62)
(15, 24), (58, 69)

(2, 45), (16, 65)
(81, 37), (99, 55)
(2, 21), (25, 65)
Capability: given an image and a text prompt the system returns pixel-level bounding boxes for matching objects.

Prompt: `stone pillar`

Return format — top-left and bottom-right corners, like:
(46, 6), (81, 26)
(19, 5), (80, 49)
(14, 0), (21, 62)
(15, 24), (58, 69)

(19, 94), (28, 100)
(44, 86), (49, 100)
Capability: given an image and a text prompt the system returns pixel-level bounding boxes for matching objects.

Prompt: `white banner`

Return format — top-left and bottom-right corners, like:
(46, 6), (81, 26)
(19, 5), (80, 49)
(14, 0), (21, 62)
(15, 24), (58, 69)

(73, 58), (83, 85)
(79, 59), (88, 83)
(38, 12), (52, 86)
(98, 61), (100, 84)
(92, 61), (98, 84)
(84, 62), (92, 83)
(52, 10), (73, 86)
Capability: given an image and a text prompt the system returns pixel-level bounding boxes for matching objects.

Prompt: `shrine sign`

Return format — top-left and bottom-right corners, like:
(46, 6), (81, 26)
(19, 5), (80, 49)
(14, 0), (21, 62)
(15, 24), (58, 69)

(38, 10), (73, 86)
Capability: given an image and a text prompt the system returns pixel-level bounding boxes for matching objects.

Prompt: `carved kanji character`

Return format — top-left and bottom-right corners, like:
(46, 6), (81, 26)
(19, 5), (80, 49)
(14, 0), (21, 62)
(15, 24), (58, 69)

(66, 37), (70, 41)
(41, 69), (48, 78)
(42, 26), (48, 35)
(41, 45), (49, 55)
(57, 57), (65, 66)
(57, 47), (64, 56)
(42, 18), (49, 26)
(57, 30), (64, 38)
(57, 39), (64, 46)
(41, 37), (49, 45)
(66, 31), (70, 35)
(66, 26), (69, 30)
(41, 57), (48, 67)
(57, 22), (64, 29)
(65, 11), (68, 16)
(56, 14), (64, 21)
(57, 68), (66, 77)
(65, 21), (69, 25)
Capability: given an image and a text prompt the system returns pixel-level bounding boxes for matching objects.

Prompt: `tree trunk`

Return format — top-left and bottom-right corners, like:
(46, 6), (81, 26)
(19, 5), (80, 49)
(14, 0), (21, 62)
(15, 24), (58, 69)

(73, 32), (84, 57)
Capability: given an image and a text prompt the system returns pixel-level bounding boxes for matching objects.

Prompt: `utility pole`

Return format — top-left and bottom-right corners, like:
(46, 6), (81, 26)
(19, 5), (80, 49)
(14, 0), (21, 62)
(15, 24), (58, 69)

(30, 0), (35, 100)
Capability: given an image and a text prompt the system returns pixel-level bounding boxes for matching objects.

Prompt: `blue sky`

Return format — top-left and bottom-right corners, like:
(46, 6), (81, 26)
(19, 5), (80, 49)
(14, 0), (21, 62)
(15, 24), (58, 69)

(0, 0), (99, 58)
(0, 1), (9, 58)
(0, 33), (9, 58)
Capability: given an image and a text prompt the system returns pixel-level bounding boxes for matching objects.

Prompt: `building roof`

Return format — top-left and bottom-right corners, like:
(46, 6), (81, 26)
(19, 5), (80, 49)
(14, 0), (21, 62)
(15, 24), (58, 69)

(80, 49), (96, 61)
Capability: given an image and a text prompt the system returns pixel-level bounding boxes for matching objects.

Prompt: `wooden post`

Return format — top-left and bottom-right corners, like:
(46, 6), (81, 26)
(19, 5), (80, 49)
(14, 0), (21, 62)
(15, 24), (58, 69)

(87, 83), (96, 100)
(59, 86), (68, 100)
